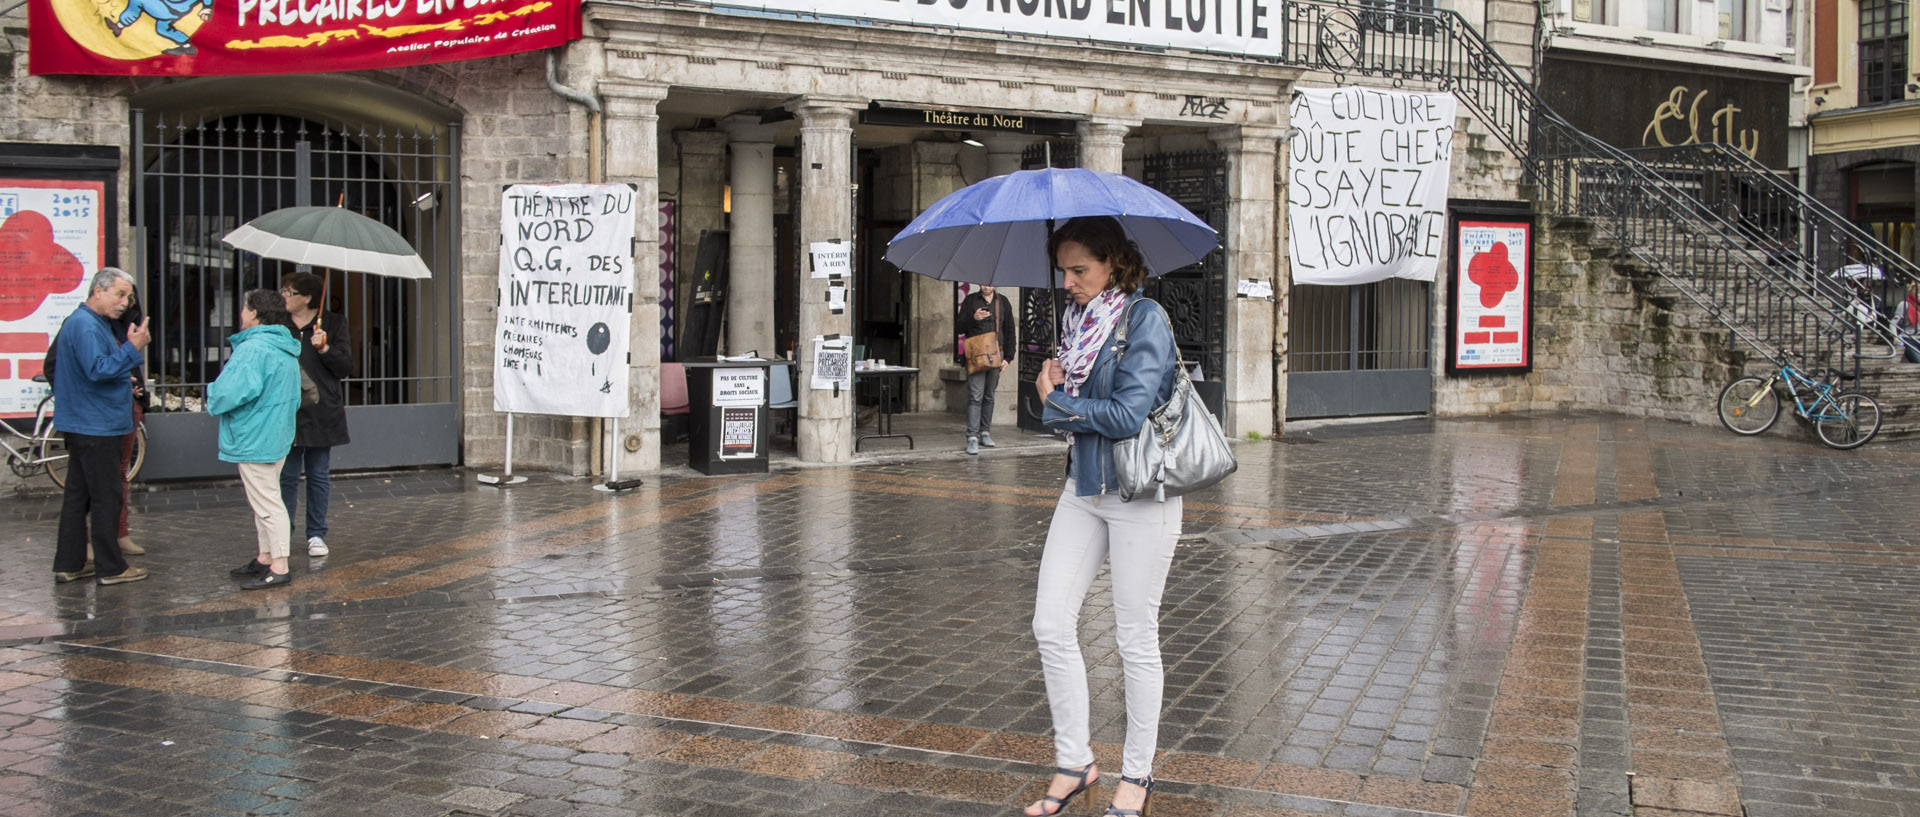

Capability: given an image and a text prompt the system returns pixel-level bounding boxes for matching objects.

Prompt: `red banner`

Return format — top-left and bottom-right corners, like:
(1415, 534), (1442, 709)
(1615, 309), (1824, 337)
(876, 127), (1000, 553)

(29, 0), (580, 76)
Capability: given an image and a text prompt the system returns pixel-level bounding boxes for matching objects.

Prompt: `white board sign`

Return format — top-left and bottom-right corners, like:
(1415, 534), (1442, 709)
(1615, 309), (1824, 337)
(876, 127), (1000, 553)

(1287, 88), (1457, 286)
(493, 183), (636, 418)
(809, 241), (851, 279)
(712, 367), (766, 408)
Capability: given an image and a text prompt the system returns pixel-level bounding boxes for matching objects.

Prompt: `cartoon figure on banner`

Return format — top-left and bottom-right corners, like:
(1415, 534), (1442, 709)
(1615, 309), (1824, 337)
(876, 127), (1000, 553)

(105, 0), (209, 56)
(587, 321), (612, 393)
(42, 0), (208, 61)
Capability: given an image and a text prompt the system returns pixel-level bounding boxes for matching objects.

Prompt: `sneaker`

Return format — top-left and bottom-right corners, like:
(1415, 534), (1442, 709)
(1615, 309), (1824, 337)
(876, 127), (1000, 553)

(117, 536), (145, 556)
(55, 563), (96, 584)
(230, 558), (269, 577)
(97, 566), (150, 586)
(307, 537), (329, 557)
(240, 569), (293, 590)
(966, 437), (980, 455)
(979, 433), (996, 448)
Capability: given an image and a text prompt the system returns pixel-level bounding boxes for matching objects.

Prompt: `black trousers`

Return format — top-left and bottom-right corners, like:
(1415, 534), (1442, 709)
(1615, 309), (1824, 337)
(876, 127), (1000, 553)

(55, 432), (128, 576)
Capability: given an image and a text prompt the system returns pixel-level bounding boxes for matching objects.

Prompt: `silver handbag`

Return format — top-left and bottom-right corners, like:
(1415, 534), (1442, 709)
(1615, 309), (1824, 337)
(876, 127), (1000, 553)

(1109, 301), (1237, 503)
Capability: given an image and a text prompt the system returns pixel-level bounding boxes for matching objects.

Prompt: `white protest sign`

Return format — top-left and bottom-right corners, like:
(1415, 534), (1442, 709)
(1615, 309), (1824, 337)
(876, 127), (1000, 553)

(809, 241), (851, 279)
(494, 183), (636, 418)
(697, 1), (1282, 58)
(712, 368), (766, 408)
(1287, 88), (1456, 286)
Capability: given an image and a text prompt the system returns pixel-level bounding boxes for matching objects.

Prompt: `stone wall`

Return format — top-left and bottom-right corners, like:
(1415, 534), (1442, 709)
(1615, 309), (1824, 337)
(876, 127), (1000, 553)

(1432, 217), (1744, 423)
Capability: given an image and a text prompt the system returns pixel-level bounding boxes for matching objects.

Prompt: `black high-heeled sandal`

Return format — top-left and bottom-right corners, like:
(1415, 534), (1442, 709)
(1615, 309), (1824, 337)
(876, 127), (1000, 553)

(1025, 762), (1098, 816)
(1102, 774), (1154, 817)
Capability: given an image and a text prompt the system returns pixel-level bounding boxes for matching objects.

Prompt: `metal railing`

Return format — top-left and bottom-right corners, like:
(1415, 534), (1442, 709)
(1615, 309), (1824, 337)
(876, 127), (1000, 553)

(1277, 0), (1898, 380)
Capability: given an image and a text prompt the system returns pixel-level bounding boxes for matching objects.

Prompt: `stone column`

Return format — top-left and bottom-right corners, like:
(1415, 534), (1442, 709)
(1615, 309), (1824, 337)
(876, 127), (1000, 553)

(602, 80), (669, 473)
(1211, 124), (1286, 438)
(1076, 117), (1138, 173)
(721, 114), (782, 357)
(789, 96), (862, 463)
(672, 130), (727, 362)
(976, 133), (1035, 431)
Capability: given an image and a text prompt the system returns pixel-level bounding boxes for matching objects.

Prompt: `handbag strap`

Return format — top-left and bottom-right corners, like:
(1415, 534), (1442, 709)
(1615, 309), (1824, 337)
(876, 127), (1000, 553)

(1110, 297), (1187, 380)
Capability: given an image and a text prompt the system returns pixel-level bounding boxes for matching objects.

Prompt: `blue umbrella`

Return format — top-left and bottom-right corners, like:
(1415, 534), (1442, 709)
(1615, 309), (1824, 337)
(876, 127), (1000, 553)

(883, 168), (1218, 287)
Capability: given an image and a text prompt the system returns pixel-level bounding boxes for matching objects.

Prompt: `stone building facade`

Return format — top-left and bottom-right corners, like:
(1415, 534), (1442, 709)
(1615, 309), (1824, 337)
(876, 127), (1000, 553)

(3, 0), (1784, 489)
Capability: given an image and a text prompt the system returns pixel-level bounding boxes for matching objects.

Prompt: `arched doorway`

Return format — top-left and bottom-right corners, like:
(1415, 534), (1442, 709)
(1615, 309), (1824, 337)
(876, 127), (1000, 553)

(130, 81), (462, 480)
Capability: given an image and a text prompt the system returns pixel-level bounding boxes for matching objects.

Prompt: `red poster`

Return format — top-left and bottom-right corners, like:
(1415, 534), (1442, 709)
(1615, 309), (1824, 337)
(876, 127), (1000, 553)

(29, 0), (579, 76)
(0, 178), (104, 417)
(1447, 216), (1533, 374)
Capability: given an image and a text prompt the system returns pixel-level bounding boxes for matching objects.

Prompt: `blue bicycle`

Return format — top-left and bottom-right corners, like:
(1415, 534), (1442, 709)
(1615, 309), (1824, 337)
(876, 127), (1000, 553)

(1716, 363), (1883, 450)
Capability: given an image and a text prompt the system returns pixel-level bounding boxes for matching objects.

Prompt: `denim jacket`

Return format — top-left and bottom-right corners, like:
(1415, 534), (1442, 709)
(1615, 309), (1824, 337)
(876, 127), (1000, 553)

(1041, 295), (1177, 497)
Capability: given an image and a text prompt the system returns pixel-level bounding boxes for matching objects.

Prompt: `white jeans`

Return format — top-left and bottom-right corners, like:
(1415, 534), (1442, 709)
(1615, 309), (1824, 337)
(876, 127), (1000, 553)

(1032, 489), (1181, 778)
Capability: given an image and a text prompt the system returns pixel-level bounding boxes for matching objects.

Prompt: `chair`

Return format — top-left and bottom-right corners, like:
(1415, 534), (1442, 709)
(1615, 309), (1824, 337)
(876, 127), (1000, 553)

(767, 362), (798, 438)
(661, 362), (690, 442)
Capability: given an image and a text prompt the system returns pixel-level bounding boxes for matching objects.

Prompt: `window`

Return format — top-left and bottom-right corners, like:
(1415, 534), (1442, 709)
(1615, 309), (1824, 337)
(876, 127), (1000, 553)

(1859, 0), (1909, 105)
(1361, 0), (1437, 35)
(1572, 0), (1609, 24)
(1853, 162), (1917, 264)
(1719, 0), (1749, 39)
(1647, 0), (1681, 32)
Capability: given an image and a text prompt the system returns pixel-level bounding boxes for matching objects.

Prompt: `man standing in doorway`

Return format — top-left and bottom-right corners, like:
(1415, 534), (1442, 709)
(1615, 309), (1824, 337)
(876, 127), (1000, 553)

(52, 268), (152, 586)
(956, 284), (1014, 455)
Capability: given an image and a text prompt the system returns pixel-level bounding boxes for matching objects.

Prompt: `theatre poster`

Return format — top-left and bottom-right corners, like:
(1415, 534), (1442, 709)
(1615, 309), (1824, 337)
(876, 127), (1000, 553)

(1448, 214), (1533, 374)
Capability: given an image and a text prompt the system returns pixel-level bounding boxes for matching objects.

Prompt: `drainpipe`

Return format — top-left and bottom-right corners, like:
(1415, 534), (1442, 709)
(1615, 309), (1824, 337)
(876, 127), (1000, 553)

(547, 48), (607, 477)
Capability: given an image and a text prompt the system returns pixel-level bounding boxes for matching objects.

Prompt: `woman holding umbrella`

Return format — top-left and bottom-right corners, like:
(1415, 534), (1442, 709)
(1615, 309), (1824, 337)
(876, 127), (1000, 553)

(276, 272), (352, 558)
(1025, 216), (1181, 817)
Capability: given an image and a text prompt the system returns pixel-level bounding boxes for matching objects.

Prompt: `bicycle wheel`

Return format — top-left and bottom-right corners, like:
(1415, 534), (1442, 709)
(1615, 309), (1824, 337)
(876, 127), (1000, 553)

(1716, 376), (1780, 435)
(1815, 392), (1882, 450)
(127, 423), (146, 481)
(39, 431), (69, 489)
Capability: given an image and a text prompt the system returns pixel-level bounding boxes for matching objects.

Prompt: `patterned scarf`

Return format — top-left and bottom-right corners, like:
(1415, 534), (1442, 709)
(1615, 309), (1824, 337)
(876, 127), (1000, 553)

(1058, 287), (1130, 401)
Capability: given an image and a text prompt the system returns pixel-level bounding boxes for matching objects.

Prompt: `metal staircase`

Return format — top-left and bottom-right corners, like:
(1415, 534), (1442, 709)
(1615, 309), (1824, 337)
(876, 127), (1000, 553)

(1278, 1), (1915, 385)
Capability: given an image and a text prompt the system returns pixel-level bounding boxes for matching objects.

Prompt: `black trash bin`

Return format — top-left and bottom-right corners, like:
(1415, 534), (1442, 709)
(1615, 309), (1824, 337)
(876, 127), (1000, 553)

(684, 359), (772, 475)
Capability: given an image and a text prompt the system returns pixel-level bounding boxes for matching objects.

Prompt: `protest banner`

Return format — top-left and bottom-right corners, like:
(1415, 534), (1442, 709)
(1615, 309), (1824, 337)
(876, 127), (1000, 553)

(30, 0), (579, 76)
(1287, 88), (1456, 286)
(493, 183), (635, 419)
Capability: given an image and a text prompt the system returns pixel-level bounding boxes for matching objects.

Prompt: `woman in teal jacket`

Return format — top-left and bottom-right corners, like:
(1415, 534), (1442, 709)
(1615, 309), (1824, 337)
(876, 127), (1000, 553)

(208, 289), (303, 589)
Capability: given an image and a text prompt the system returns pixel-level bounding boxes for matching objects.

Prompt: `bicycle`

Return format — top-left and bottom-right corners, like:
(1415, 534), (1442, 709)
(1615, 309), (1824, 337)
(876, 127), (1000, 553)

(2, 375), (147, 487)
(1716, 362), (1883, 450)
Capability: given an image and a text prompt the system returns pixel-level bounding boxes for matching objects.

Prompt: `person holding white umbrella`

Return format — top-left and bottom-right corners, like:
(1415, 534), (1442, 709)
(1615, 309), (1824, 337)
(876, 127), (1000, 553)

(276, 272), (352, 558)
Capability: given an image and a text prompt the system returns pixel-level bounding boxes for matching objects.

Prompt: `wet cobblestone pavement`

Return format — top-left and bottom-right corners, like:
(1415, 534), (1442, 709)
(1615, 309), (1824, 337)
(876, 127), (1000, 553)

(2, 413), (1916, 817)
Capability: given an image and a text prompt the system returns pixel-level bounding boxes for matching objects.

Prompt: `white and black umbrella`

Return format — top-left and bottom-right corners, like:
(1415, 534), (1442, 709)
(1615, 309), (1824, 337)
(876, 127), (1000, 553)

(222, 206), (431, 280)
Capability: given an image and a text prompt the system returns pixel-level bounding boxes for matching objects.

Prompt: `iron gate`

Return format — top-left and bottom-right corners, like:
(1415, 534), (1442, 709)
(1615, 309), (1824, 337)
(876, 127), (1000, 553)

(1286, 279), (1432, 418)
(131, 111), (461, 480)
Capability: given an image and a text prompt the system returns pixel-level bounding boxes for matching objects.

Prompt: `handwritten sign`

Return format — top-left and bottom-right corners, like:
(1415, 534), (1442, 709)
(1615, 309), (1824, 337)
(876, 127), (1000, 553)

(809, 241), (850, 279)
(1287, 88), (1456, 286)
(0, 179), (104, 417)
(493, 183), (634, 418)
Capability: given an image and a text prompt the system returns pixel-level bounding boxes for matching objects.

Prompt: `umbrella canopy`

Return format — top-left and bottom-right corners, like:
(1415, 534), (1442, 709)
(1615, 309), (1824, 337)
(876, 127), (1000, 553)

(1832, 263), (1886, 281)
(222, 206), (431, 279)
(883, 168), (1218, 287)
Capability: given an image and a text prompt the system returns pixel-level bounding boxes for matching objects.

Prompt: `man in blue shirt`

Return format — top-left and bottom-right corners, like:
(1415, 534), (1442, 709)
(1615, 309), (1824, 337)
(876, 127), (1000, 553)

(52, 268), (152, 586)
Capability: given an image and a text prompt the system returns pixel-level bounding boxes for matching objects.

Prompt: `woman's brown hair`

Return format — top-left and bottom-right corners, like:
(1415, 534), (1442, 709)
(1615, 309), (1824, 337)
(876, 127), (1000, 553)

(1048, 216), (1149, 294)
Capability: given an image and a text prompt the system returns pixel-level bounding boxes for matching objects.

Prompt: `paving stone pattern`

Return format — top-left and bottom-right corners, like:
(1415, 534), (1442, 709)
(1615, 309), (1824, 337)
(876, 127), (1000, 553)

(0, 413), (1917, 817)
